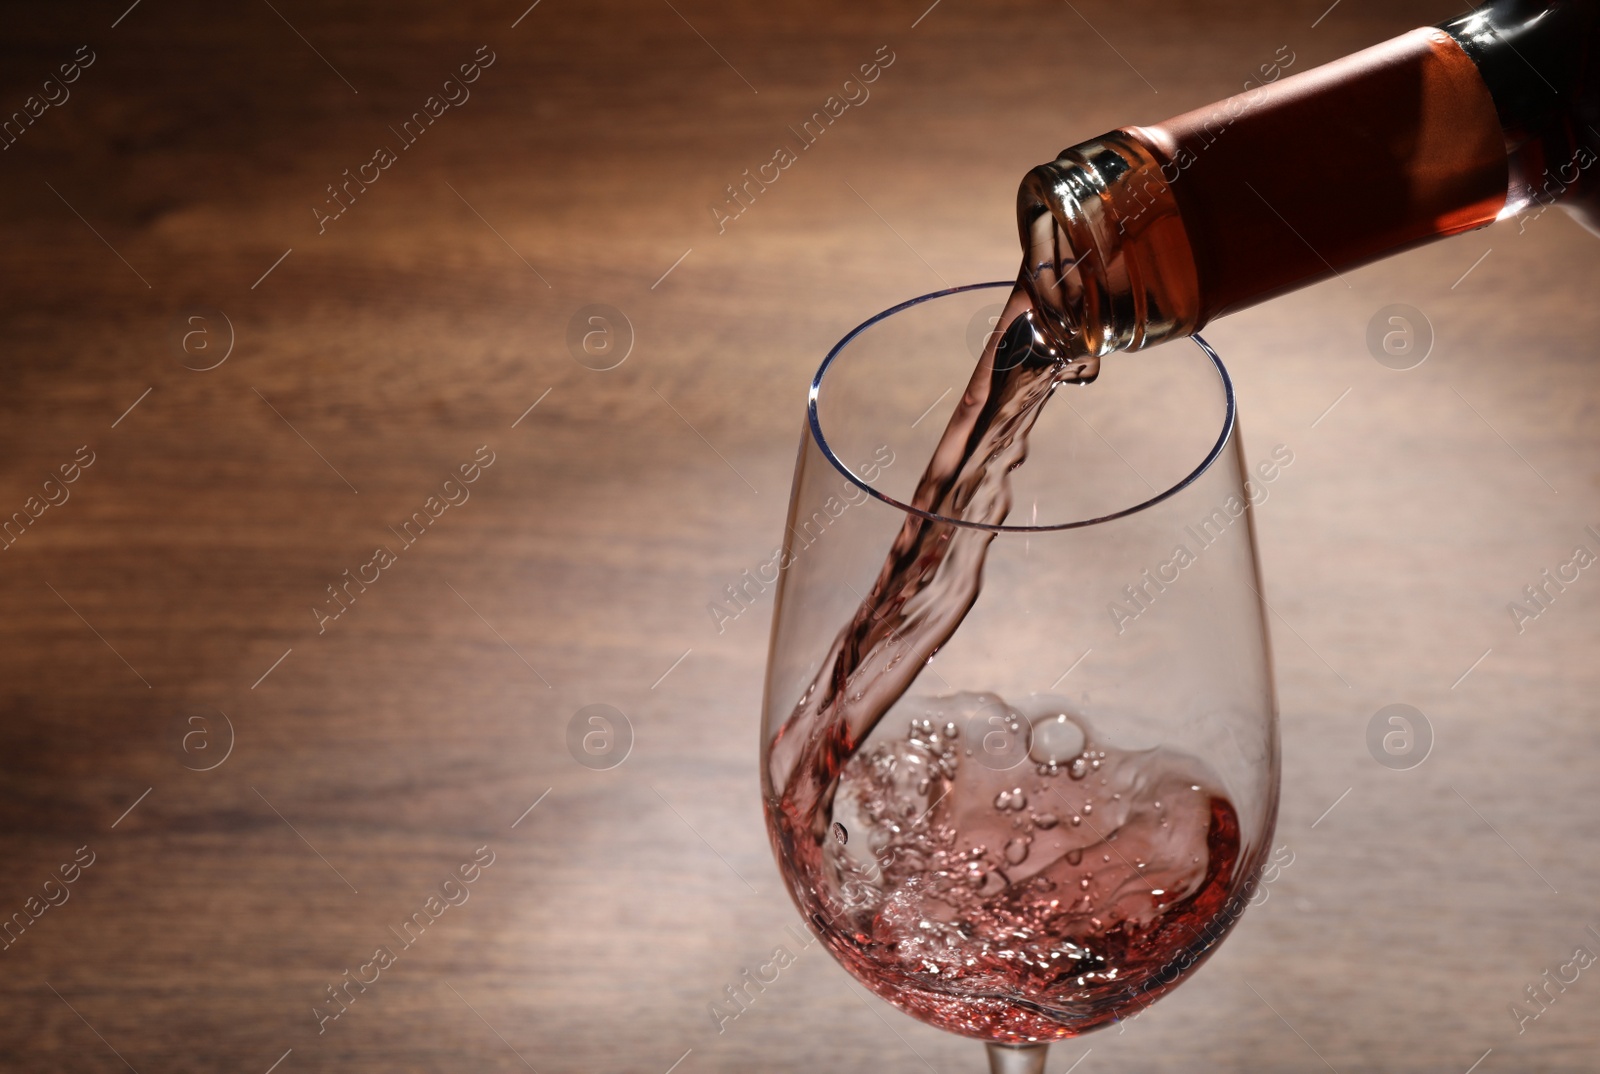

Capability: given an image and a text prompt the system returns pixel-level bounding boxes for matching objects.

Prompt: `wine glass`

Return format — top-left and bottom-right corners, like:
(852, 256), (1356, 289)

(760, 282), (1279, 1073)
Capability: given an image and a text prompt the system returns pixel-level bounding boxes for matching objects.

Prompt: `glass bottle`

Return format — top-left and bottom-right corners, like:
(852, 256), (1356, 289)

(1019, 0), (1600, 358)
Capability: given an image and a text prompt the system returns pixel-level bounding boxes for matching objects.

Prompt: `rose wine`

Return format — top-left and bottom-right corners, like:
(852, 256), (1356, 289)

(766, 288), (1079, 844)
(802, 694), (1242, 1040)
(763, 281), (1256, 1041)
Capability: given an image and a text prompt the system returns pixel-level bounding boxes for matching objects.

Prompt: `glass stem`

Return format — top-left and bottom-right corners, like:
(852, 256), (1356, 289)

(985, 1042), (1049, 1074)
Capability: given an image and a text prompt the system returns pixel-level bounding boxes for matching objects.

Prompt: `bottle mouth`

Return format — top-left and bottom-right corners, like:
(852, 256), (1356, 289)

(1017, 150), (1141, 361)
(1016, 135), (1202, 357)
(1017, 167), (1091, 359)
(808, 282), (1236, 533)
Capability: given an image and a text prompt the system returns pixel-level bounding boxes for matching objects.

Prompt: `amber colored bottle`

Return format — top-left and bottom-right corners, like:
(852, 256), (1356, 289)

(1018, 0), (1600, 358)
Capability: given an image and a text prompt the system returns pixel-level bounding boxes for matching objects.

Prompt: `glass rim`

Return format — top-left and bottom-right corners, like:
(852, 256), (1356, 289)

(807, 281), (1236, 533)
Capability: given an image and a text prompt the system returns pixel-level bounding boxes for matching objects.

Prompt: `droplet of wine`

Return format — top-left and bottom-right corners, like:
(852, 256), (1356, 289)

(1005, 837), (1031, 865)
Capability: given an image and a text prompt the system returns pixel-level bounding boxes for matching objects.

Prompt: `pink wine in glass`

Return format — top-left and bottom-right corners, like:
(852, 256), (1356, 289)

(773, 692), (1245, 1041)
(763, 294), (1265, 1046)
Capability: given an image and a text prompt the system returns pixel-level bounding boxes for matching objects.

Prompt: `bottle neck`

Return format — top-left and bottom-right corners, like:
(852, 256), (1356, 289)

(1021, 0), (1596, 358)
(1442, 0), (1600, 223)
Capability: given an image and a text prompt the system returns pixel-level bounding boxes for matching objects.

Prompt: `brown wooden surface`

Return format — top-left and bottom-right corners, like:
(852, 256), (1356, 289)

(1, 1), (1597, 1071)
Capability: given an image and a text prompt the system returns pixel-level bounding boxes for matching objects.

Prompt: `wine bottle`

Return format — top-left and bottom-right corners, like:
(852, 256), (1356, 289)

(1018, 0), (1600, 358)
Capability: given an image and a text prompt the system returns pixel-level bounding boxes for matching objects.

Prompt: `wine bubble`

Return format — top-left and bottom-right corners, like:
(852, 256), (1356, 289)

(1029, 711), (1087, 765)
(994, 787), (1028, 811)
(977, 870), (1008, 897)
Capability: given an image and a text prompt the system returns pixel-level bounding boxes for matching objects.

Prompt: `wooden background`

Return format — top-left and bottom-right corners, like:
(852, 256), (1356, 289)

(0, 0), (1597, 1071)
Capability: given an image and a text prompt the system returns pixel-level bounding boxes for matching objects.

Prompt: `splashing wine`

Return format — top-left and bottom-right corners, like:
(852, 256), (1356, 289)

(763, 271), (1249, 1042)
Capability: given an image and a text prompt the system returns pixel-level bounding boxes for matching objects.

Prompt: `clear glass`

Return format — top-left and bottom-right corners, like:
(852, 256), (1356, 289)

(760, 282), (1280, 1070)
